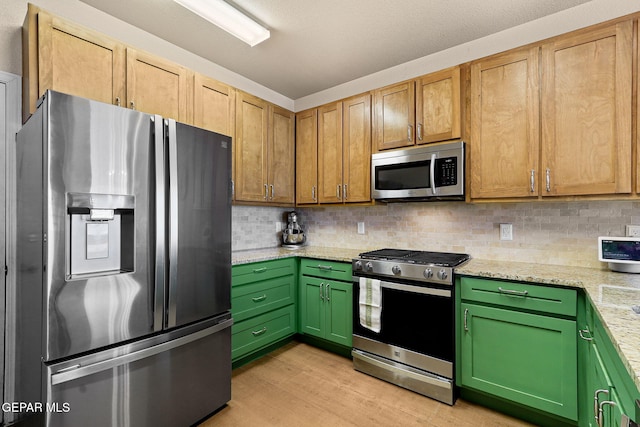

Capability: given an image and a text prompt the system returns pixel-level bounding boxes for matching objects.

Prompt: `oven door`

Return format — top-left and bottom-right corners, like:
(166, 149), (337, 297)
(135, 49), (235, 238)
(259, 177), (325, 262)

(352, 276), (454, 377)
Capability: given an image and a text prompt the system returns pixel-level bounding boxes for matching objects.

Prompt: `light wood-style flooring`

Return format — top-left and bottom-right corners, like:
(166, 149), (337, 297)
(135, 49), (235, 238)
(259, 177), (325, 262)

(200, 341), (535, 426)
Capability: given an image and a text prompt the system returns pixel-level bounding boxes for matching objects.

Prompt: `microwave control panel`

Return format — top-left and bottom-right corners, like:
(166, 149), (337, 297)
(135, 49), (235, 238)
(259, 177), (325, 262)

(436, 157), (457, 187)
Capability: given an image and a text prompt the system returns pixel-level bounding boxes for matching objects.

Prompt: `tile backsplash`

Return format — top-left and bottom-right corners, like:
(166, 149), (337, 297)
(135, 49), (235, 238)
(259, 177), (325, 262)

(232, 201), (640, 269)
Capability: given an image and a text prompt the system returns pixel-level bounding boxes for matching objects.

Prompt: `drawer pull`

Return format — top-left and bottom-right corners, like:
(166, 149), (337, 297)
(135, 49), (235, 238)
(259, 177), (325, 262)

(252, 327), (267, 337)
(252, 294), (267, 303)
(252, 267), (268, 273)
(317, 264), (333, 271)
(578, 329), (593, 341)
(498, 287), (528, 297)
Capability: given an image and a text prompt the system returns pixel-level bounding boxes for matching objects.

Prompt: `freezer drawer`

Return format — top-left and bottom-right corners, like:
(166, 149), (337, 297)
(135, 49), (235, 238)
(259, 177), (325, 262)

(44, 316), (232, 427)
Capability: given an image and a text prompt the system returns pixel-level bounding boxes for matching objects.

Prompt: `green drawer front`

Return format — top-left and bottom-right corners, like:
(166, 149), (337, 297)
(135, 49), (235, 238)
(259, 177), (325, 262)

(232, 275), (295, 322)
(232, 258), (296, 286)
(460, 277), (576, 317)
(232, 305), (296, 361)
(300, 258), (352, 282)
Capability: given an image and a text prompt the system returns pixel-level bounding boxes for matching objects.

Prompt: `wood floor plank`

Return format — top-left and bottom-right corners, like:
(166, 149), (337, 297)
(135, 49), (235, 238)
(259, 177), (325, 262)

(200, 341), (535, 427)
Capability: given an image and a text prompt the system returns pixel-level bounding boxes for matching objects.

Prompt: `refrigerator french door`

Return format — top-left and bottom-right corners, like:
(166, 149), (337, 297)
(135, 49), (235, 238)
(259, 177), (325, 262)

(12, 91), (232, 427)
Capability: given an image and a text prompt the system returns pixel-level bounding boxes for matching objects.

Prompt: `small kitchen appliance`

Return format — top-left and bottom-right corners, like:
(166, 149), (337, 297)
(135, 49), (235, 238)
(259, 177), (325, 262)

(352, 248), (470, 405)
(282, 211), (306, 247)
(598, 236), (640, 273)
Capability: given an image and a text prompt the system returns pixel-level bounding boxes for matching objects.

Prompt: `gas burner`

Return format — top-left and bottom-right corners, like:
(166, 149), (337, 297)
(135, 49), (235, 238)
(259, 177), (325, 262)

(359, 248), (469, 267)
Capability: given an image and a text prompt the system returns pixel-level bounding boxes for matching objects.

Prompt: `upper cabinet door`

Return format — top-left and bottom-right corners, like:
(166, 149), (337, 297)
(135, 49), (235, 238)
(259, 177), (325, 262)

(268, 106), (295, 205)
(34, 9), (125, 113)
(193, 73), (235, 137)
(541, 21), (632, 196)
(416, 66), (461, 144)
(469, 47), (540, 199)
(318, 102), (344, 204)
(235, 92), (269, 203)
(126, 48), (191, 123)
(295, 109), (319, 205)
(374, 81), (415, 151)
(342, 94), (372, 203)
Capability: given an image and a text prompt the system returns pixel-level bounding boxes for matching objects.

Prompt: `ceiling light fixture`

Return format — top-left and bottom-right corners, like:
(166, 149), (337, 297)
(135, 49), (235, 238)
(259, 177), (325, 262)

(174, 0), (270, 47)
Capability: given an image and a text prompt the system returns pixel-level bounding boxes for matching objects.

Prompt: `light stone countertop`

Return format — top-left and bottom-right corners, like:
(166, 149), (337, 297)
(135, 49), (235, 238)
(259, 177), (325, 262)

(232, 247), (640, 391)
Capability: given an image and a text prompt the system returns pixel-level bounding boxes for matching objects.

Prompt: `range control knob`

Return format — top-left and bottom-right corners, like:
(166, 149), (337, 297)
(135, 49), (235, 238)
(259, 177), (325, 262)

(391, 265), (402, 275)
(423, 268), (433, 279)
(354, 261), (363, 271)
(365, 262), (374, 273)
(437, 269), (448, 280)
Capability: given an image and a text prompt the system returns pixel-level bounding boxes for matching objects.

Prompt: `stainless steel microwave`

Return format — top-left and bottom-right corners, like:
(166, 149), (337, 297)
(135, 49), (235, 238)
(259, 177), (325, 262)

(371, 141), (465, 202)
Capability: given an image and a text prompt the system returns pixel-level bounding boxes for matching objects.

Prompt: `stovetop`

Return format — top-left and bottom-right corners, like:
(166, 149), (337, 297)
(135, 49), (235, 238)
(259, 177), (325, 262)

(358, 248), (470, 267)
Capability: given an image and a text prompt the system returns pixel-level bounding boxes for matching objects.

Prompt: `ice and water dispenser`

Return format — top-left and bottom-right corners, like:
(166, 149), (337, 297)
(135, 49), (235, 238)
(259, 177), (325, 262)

(66, 193), (135, 279)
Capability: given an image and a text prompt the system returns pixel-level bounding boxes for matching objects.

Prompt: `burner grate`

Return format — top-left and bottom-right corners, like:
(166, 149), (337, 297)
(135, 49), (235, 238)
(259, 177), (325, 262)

(359, 248), (469, 267)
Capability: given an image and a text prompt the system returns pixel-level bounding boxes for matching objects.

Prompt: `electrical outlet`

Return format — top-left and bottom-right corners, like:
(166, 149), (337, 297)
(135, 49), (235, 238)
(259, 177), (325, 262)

(275, 221), (283, 232)
(500, 223), (513, 241)
(626, 225), (640, 237)
(357, 222), (365, 235)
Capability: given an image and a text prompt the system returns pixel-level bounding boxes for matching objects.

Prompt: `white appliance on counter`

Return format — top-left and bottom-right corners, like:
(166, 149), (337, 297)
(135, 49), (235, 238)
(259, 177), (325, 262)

(598, 236), (640, 273)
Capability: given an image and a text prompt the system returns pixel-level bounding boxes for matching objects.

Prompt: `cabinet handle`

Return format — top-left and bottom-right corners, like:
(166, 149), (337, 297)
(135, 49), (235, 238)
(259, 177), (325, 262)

(319, 282), (325, 301)
(343, 184), (348, 200)
(594, 389), (609, 424)
(546, 168), (551, 192)
(598, 400), (617, 427)
(312, 186), (316, 201)
(264, 184), (268, 200)
(578, 329), (593, 341)
(407, 124), (413, 142)
(115, 97), (121, 107)
(252, 327), (267, 337)
(417, 123), (423, 141)
(270, 184), (274, 200)
(530, 170), (535, 193)
(316, 264), (333, 271)
(326, 283), (330, 302)
(252, 267), (267, 273)
(252, 294), (267, 302)
(498, 287), (528, 297)
(337, 184), (341, 200)
(463, 308), (469, 331)
(130, 101), (135, 110)
(231, 180), (235, 197)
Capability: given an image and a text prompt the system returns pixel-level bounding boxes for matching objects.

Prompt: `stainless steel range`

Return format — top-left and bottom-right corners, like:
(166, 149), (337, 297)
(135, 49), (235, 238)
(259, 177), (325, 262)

(352, 249), (470, 405)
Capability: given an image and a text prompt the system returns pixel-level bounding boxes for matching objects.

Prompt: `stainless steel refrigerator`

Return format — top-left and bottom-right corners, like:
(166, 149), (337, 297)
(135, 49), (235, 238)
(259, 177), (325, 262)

(12, 90), (232, 427)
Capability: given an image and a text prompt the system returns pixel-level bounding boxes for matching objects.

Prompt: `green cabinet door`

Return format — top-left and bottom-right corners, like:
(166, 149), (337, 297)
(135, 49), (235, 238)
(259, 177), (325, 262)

(460, 302), (578, 421)
(299, 275), (352, 347)
(325, 280), (352, 347)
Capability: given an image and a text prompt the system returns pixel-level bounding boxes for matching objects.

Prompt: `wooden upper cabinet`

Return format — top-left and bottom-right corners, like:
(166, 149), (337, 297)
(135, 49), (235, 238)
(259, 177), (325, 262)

(416, 66), (461, 144)
(268, 106), (295, 205)
(541, 20), (632, 197)
(235, 92), (269, 203)
(295, 109), (319, 205)
(193, 73), (235, 137)
(23, 4), (125, 121)
(374, 81), (415, 151)
(318, 102), (344, 203)
(469, 47), (540, 199)
(126, 48), (192, 123)
(342, 94), (372, 203)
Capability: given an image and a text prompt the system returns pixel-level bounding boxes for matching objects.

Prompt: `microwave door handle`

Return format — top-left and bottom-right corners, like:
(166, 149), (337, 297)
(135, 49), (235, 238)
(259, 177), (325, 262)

(430, 153), (437, 195)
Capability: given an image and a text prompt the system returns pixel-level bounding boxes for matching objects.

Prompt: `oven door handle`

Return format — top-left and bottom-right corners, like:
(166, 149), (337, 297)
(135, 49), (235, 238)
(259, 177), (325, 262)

(355, 279), (451, 298)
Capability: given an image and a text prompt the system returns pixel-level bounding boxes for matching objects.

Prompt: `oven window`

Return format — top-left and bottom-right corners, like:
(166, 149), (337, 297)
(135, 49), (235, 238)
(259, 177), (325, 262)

(375, 160), (430, 190)
(353, 283), (454, 362)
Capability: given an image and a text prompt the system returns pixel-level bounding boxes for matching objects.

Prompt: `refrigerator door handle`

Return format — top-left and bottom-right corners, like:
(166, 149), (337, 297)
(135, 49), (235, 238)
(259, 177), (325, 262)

(153, 115), (166, 332)
(50, 318), (234, 386)
(166, 118), (179, 328)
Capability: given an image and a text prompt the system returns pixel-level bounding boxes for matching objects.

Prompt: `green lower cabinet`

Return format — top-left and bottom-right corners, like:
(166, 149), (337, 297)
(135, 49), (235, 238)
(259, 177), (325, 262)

(231, 304), (296, 361)
(460, 302), (578, 421)
(299, 275), (352, 347)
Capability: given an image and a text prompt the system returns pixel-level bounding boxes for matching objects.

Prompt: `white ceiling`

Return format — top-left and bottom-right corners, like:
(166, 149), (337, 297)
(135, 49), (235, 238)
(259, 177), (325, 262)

(79, 0), (591, 100)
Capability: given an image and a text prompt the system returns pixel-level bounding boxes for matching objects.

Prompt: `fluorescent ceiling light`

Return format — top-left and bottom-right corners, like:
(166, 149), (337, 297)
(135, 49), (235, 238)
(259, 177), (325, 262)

(174, 0), (270, 47)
